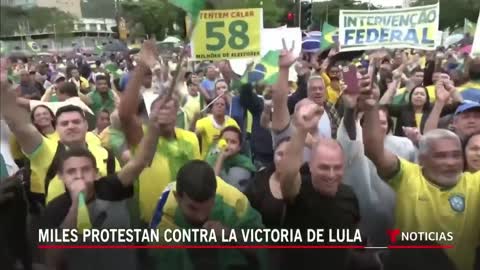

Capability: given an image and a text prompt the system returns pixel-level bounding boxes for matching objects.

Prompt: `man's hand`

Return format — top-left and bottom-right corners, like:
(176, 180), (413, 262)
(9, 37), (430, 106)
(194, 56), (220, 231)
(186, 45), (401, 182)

(295, 60), (311, 76)
(138, 40), (159, 69)
(328, 47), (338, 58)
(435, 80), (451, 103)
(342, 90), (359, 110)
(203, 220), (230, 239)
(149, 97), (177, 134)
(293, 98), (324, 133)
(219, 145), (238, 160)
(0, 177), (17, 205)
(358, 75), (377, 111)
(67, 180), (87, 202)
(392, 69), (403, 81)
(279, 39), (296, 69)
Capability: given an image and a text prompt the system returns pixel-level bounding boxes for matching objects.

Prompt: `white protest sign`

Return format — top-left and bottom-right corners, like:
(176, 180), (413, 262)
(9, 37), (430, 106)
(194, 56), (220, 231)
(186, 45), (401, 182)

(471, 11), (480, 57)
(339, 3), (439, 52)
(229, 27), (302, 75)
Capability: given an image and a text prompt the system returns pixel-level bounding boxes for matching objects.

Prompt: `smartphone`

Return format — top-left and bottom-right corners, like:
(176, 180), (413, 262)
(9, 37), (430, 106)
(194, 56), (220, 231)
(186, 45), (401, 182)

(342, 65), (359, 94)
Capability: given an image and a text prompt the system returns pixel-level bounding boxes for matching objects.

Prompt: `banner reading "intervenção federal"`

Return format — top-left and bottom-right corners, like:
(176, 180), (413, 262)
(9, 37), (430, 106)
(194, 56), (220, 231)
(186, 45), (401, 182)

(339, 3), (439, 52)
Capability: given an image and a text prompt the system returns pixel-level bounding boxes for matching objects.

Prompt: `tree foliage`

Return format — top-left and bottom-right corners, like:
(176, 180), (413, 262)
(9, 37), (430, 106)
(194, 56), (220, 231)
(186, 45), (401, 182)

(121, 0), (289, 40)
(311, 0), (374, 29)
(0, 6), (75, 36)
(411, 0), (479, 30)
(207, 0), (287, 28)
(121, 0), (178, 40)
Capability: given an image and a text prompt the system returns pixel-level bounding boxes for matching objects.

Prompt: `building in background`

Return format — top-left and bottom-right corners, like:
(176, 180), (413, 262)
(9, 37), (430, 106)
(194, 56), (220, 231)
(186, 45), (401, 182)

(403, 0), (414, 7)
(1, 0), (82, 17)
(1, 0), (36, 9)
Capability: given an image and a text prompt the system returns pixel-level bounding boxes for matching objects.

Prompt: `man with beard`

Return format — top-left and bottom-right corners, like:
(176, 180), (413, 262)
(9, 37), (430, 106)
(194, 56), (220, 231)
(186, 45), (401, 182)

(360, 74), (480, 270)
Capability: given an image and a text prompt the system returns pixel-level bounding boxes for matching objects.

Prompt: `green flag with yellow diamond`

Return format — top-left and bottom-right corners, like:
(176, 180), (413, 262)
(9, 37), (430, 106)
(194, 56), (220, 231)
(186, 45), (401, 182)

(321, 23), (337, 50)
(168, 0), (205, 21)
(27, 41), (40, 54)
(465, 18), (477, 36)
(242, 50), (280, 85)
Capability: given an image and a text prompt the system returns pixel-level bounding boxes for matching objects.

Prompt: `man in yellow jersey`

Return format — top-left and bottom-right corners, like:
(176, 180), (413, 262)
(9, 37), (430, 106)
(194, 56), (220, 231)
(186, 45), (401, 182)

(1, 60), (120, 205)
(195, 96), (240, 158)
(118, 40), (200, 223)
(359, 74), (480, 270)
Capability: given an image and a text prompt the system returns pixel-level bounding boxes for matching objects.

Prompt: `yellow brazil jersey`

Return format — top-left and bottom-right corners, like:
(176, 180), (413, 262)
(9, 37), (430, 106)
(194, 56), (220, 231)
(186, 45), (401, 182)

(136, 127), (200, 223)
(415, 113), (423, 128)
(326, 86), (340, 104)
(195, 115), (239, 158)
(15, 131), (101, 194)
(152, 177), (263, 233)
(182, 95), (201, 127)
(458, 81), (480, 92)
(390, 158), (480, 270)
(26, 136), (120, 204)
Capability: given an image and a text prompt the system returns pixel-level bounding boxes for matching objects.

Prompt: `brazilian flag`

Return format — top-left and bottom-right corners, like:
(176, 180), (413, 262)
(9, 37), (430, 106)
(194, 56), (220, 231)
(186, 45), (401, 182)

(464, 18), (477, 36)
(7, 68), (19, 84)
(321, 23), (338, 50)
(94, 44), (104, 55)
(105, 63), (123, 79)
(27, 41), (40, 54)
(77, 192), (92, 233)
(0, 41), (9, 55)
(168, 0), (205, 21)
(242, 50), (280, 85)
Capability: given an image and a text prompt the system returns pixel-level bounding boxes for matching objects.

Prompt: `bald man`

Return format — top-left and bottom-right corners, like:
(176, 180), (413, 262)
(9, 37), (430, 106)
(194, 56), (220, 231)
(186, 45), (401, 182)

(275, 98), (361, 270)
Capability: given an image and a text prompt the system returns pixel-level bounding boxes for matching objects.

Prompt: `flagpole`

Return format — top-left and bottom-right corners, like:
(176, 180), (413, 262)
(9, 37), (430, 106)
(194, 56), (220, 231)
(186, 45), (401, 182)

(326, 4), (329, 24)
(298, 0), (302, 28)
(165, 18), (197, 99)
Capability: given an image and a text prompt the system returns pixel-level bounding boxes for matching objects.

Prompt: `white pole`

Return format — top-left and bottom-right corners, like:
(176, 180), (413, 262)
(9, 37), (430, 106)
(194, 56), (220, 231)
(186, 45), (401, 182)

(298, 0), (302, 27)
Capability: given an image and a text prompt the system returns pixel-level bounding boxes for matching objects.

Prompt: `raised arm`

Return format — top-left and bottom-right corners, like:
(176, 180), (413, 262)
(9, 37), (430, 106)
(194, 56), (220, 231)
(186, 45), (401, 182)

(359, 75), (399, 180)
(259, 100), (272, 130)
(423, 80), (451, 133)
(0, 59), (43, 155)
(239, 83), (263, 115)
(77, 89), (92, 105)
(118, 40), (158, 146)
(116, 101), (164, 186)
(379, 78), (401, 105)
(41, 85), (55, 102)
(342, 91), (359, 140)
(272, 43), (297, 132)
(277, 99), (323, 200)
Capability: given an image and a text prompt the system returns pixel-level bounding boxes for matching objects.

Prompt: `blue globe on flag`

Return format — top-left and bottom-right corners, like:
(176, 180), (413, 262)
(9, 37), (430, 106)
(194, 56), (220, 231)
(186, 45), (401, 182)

(303, 31), (322, 53)
(247, 63), (266, 83)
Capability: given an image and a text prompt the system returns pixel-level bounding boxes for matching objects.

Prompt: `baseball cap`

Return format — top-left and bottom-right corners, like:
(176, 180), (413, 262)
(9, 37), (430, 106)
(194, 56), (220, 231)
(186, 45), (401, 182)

(454, 101), (480, 116)
(54, 72), (66, 82)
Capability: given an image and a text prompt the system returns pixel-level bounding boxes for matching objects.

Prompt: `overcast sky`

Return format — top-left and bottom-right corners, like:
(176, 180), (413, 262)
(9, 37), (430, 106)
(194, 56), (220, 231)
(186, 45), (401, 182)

(362, 0), (405, 7)
(312, 0), (406, 7)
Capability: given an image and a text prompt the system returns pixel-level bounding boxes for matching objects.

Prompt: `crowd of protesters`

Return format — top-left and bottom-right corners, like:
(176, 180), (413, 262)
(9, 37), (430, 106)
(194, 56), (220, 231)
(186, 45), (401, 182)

(1, 30), (480, 270)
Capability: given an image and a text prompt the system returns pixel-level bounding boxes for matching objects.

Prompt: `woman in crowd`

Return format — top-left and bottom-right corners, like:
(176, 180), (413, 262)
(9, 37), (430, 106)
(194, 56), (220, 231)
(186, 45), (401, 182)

(214, 79), (233, 113)
(463, 132), (480, 173)
(382, 83), (462, 136)
(245, 137), (291, 229)
(10, 105), (57, 163)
